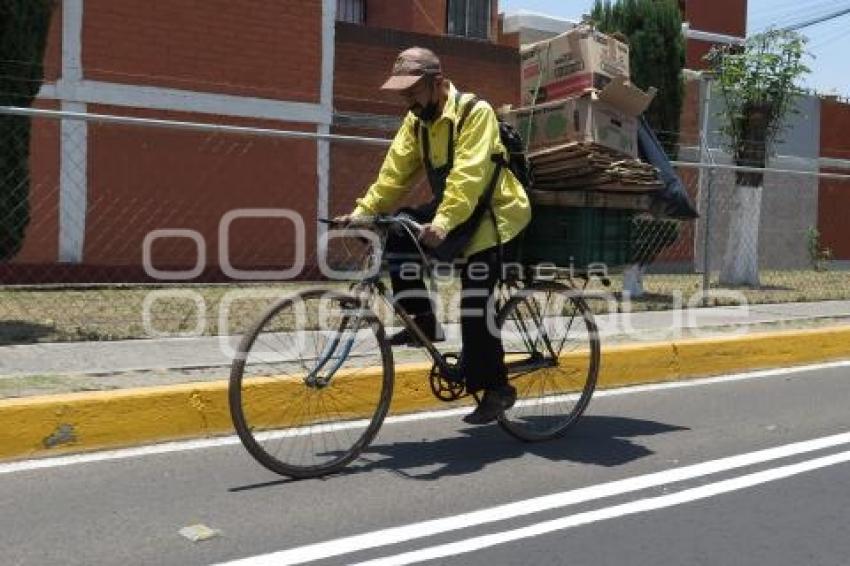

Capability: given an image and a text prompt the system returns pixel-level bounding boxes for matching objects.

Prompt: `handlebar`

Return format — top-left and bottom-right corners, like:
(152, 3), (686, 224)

(319, 214), (424, 234)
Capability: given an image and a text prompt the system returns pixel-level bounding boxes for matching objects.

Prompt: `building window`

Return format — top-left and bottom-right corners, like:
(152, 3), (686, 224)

(337, 0), (365, 24)
(447, 0), (491, 40)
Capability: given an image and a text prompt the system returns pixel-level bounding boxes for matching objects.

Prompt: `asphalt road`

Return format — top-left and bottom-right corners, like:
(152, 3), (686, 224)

(2, 362), (850, 566)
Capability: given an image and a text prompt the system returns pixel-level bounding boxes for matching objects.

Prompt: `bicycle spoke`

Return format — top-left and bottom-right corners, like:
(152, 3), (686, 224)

(554, 300), (580, 358)
(497, 282), (599, 441)
(230, 289), (392, 478)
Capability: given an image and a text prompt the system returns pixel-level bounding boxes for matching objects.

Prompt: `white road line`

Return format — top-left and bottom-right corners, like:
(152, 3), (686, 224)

(1, 359), (848, 475)
(212, 431), (850, 566)
(351, 449), (850, 566)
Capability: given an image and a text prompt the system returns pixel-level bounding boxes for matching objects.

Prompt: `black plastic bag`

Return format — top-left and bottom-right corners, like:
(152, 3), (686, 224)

(638, 115), (699, 220)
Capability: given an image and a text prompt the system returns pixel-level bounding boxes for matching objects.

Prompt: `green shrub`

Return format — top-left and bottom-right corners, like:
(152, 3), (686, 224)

(0, 0), (56, 261)
(591, 0), (685, 159)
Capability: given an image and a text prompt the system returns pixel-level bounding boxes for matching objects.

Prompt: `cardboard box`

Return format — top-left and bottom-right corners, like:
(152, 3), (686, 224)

(506, 76), (657, 157)
(521, 26), (630, 106)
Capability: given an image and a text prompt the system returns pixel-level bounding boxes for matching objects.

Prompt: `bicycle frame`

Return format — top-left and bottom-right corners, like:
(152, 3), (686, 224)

(314, 216), (591, 387)
(305, 308), (366, 387)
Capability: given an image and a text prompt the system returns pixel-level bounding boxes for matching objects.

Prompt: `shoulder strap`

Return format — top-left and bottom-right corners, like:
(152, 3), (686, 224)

(455, 93), (506, 274)
(452, 92), (499, 203)
(457, 94), (480, 135)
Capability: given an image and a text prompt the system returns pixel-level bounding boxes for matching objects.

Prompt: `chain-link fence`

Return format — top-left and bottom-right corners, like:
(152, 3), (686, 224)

(592, 156), (850, 312)
(0, 106), (393, 346)
(1, 106), (850, 348)
(625, 145), (850, 311)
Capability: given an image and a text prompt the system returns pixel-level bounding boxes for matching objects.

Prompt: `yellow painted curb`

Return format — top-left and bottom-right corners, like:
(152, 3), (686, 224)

(2, 325), (849, 461)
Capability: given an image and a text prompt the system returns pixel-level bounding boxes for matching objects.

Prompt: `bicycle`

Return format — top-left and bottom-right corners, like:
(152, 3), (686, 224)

(229, 214), (600, 479)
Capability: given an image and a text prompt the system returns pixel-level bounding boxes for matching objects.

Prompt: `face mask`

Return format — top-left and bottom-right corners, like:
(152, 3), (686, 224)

(413, 100), (440, 122)
(409, 79), (439, 122)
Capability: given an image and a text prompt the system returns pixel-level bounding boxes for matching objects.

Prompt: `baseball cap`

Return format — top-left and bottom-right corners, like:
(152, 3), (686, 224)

(380, 47), (442, 91)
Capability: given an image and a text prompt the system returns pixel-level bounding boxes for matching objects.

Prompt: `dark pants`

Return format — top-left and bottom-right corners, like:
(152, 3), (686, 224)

(385, 204), (518, 393)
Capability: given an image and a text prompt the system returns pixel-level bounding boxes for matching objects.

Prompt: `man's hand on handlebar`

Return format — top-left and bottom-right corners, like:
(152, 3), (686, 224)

(327, 214), (445, 247)
(419, 223), (447, 248)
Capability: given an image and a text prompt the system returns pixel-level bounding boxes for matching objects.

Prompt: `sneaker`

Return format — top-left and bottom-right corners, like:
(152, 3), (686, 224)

(462, 384), (517, 425)
(389, 314), (445, 347)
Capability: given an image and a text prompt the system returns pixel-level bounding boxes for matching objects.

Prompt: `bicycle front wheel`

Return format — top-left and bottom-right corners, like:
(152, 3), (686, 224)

(229, 288), (393, 478)
(496, 280), (600, 442)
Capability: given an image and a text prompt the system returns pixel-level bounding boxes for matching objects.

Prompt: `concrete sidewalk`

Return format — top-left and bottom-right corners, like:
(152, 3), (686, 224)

(2, 300), (850, 397)
(3, 299), (850, 376)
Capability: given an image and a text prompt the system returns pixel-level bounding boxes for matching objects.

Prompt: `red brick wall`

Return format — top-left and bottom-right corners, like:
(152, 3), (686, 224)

(818, 173), (850, 260)
(678, 81), (701, 147)
(684, 0), (747, 38)
(368, 0), (448, 36)
(683, 0), (747, 69)
(83, 105), (317, 271)
(411, 0), (448, 36)
(368, 0), (500, 38)
(13, 100), (61, 265)
(367, 0), (415, 32)
(42, 3), (62, 82)
(82, 0), (322, 102)
(334, 22), (520, 115)
(818, 99), (850, 260)
(686, 42), (713, 70)
(820, 99), (850, 159)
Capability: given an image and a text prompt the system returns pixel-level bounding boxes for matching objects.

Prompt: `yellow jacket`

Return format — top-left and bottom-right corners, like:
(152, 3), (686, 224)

(353, 82), (531, 258)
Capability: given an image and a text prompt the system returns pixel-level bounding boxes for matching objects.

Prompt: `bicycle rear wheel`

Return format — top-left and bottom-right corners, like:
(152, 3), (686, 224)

(229, 288), (393, 478)
(496, 280), (600, 442)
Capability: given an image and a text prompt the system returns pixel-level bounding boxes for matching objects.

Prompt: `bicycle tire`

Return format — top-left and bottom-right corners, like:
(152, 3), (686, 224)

(229, 288), (393, 478)
(495, 280), (600, 442)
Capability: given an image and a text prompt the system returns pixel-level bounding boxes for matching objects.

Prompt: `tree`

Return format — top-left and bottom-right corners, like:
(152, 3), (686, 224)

(0, 0), (56, 261)
(704, 29), (809, 286)
(591, 0), (686, 296)
(591, 0), (685, 157)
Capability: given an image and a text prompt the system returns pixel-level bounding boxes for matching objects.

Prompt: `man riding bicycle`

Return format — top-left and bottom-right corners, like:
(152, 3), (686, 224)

(336, 47), (531, 424)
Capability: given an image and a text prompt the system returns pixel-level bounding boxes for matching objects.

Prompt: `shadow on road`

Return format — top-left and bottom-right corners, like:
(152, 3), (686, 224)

(356, 415), (688, 481)
(229, 414), (687, 491)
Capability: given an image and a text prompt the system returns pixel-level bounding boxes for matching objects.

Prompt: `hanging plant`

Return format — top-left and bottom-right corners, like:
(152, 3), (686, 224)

(704, 29), (810, 186)
(704, 29), (810, 286)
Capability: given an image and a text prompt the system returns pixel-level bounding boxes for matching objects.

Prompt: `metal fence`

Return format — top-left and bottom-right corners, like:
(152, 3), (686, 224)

(633, 156), (850, 309)
(1, 106), (850, 347)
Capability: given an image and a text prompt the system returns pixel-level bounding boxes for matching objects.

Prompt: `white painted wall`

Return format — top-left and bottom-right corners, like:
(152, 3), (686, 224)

(58, 0), (87, 263)
(317, 0), (337, 261)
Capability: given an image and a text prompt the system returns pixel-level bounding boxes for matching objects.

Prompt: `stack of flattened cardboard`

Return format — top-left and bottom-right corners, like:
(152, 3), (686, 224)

(503, 25), (662, 211)
(528, 142), (661, 210)
(531, 142), (660, 188)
